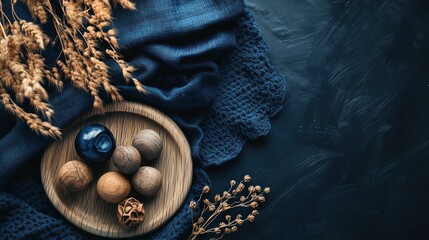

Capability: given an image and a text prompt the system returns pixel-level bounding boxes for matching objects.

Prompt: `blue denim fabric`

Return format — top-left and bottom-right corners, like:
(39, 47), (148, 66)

(0, 1), (286, 239)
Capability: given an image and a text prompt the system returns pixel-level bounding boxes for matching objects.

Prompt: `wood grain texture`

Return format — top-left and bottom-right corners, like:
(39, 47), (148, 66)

(41, 102), (193, 238)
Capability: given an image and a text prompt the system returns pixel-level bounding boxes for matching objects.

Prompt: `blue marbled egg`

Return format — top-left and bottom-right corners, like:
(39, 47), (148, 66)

(75, 124), (116, 164)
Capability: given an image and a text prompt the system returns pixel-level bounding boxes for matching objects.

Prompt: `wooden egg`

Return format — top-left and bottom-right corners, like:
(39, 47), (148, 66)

(132, 129), (163, 161)
(132, 167), (162, 196)
(112, 145), (141, 174)
(58, 160), (93, 191)
(97, 172), (131, 203)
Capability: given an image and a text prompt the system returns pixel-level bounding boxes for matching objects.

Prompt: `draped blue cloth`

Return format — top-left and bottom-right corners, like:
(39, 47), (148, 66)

(0, 1), (285, 239)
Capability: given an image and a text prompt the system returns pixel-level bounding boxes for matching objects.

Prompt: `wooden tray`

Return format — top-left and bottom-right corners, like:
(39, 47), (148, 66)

(41, 102), (193, 238)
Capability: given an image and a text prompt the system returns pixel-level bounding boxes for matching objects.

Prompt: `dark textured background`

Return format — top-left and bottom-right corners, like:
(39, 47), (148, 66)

(207, 0), (429, 239)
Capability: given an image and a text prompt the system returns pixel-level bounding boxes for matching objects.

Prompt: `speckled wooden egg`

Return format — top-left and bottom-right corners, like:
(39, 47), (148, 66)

(58, 160), (93, 191)
(112, 145), (141, 174)
(75, 124), (116, 164)
(132, 166), (162, 196)
(97, 172), (131, 203)
(132, 129), (163, 161)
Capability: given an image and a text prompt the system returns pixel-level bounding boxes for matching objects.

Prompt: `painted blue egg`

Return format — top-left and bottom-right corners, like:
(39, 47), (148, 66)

(75, 124), (116, 164)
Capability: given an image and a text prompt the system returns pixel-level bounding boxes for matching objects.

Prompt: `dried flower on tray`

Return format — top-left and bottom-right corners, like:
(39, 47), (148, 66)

(188, 175), (270, 240)
(117, 197), (145, 227)
(0, 0), (146, 138)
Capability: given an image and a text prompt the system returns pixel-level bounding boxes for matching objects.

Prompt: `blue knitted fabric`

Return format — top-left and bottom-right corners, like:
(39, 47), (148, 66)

(201, 11), (286, 166)
(0, 3), (285, 240)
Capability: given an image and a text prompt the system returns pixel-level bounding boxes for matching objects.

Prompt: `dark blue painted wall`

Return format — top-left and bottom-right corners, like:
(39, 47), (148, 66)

(208, 1), (429, 239)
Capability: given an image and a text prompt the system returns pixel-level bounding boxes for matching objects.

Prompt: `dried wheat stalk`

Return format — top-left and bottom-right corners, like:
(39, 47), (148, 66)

(0, 0), (145, 138)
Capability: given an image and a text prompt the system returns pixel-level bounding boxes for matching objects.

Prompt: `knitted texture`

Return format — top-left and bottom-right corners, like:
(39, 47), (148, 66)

(201, 10), (286, 166)
(0, 7), (285, 240)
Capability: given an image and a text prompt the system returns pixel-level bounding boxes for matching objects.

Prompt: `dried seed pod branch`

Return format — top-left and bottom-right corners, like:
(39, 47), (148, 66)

(0, 0), (145, 138)
(188, 175), (270, 240)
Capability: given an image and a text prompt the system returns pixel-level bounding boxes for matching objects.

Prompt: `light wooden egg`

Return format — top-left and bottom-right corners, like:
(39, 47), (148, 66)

(112, 145), (141, 174)
(58, 160), (93, 191)
(132, 166), (162, 196)
(132, 129), (163, 161)
(97, 172), (131, 203)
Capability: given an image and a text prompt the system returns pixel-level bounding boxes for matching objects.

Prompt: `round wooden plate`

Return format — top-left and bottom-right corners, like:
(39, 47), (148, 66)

(41, 102), (193, 238)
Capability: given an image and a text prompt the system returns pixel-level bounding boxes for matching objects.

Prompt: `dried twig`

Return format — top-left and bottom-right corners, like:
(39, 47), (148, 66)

(188, 175), (270, 240)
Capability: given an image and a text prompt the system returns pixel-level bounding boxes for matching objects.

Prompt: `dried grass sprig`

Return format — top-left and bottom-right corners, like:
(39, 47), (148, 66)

(0, 83), (61, 137)
(188, 175), (270, 240)
(0, 0), (145, 138)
